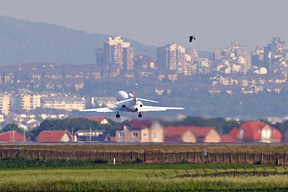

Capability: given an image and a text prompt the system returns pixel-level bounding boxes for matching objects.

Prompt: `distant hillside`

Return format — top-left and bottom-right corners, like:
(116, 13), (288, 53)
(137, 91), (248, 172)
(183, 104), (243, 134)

(0, 16), (156, 66)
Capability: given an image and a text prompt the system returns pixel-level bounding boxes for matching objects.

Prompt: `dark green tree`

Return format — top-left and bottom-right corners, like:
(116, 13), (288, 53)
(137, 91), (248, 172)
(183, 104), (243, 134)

(1, 123), (25, 135)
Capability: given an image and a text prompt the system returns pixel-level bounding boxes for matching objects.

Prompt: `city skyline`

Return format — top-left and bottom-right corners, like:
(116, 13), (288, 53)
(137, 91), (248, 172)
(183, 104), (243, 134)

(0, 0), (288, 52)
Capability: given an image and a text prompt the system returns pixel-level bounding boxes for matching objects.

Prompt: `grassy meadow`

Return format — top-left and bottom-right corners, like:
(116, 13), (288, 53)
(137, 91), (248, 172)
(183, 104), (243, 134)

(0, 164), (288, 191)
(1, 144), (288, 191)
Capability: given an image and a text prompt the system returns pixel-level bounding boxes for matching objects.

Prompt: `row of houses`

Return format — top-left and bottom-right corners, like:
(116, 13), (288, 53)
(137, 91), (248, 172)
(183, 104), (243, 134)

(0, 119), (285, 143)
(114, 120), (283, 143)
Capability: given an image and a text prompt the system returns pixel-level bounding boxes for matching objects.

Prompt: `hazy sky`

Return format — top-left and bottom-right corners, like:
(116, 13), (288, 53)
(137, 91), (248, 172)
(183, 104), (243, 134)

(1, 0), (288, 52)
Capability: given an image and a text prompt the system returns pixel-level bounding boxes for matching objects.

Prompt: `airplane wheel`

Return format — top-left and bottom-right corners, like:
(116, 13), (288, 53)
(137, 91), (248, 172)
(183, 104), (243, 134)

(138, 113), (142, 118)
(116, 114), (120, 118)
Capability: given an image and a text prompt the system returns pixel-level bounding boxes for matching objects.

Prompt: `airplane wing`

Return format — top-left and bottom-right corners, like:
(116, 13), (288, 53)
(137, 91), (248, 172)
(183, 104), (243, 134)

(138, 106), (184, 112)
(80, 106), (120, 113)
(137, 98), (159, 103)
(116, 97), (158, 104)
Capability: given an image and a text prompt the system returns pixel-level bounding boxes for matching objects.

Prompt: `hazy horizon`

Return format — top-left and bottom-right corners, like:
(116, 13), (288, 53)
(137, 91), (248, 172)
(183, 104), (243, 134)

(1, 0), (288, 52)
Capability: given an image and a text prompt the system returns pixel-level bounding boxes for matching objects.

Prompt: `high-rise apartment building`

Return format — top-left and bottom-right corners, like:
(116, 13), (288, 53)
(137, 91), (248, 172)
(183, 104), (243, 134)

(157, 43), (177, 70)
(96, 36), (134, 70)
(186, 48), (198, 59)
(177, 46), (192, 75)
(11, 94), (31, 111)
(0, 94), (10, 115)
(157, 43), (192, 75)
(123, 47), (134, 70)
(213, 41), (251, 73)
(263, 37), (288, 71)
(10, 89), (41, 111)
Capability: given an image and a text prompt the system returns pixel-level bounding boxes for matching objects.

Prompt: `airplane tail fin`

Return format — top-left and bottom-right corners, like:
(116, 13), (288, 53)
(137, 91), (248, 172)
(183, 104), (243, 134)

(134, 83), (138, 101)
(133, 83), (159, 103)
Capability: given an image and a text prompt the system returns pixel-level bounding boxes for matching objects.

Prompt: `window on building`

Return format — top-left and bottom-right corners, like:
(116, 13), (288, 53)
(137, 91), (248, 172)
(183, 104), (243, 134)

(153, 132), (157, 141)
(132, 133), (138, 138)
(239, 129), (244, 139)
(119, 132), (124, 138)
(143, 132), (148, 137)
(262, 130), (271, 139)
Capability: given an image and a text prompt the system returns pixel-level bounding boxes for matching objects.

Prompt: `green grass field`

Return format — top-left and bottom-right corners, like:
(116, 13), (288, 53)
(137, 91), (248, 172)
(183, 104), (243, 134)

(1, 144), (288, 191)
(0, 164), (288, 191)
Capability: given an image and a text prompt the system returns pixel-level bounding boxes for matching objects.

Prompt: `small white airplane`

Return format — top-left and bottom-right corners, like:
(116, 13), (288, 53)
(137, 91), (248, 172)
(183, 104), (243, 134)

(81, 84), (184, 118)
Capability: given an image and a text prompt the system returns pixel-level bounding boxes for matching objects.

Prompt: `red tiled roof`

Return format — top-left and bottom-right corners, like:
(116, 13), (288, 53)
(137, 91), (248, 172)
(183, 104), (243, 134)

(86, 117), (106, 122)
(234, 121), (282, 141)
(37, 130), (73, 142)
(117, 120), (154, 130)
(228, 127), (239, 139)
(240, 121), (265, 140)
(164, 126), (215, 138)
(221, 135), (237, 143)
(0, 131), (25, 142)
(272, 129), (282, 140)
(110, 136), (116, 142)
(164, 126), (192, 137)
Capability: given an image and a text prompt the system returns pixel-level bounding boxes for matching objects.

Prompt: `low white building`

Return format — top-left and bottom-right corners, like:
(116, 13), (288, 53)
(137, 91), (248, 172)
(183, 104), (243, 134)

(42, 96), (85, 111)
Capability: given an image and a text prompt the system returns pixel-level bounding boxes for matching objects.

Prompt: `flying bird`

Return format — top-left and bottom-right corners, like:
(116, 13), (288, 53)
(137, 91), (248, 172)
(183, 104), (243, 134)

(188, 35), (196, 42)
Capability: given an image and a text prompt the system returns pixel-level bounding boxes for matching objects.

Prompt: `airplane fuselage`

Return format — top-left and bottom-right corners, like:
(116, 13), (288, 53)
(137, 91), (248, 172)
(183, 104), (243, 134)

(116, 90), (130, 101)
(116, 91), (143, 112)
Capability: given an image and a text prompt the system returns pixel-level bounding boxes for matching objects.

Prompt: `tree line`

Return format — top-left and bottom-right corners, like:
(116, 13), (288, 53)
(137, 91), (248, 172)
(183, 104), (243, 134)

(2, 116), (288, 141)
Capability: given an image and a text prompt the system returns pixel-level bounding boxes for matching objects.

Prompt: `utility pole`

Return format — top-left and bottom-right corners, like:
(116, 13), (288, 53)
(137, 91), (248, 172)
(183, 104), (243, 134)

(23, 128), (26, 142)
(89, 127), (92, 142)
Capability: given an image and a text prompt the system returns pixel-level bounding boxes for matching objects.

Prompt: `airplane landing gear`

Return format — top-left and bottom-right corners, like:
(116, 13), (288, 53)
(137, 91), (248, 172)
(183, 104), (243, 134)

(138, 113), (142, 118)
(116, 112), (120, 118)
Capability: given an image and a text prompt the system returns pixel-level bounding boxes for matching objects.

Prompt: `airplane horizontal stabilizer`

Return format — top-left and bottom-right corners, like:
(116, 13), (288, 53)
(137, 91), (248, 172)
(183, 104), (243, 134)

(116, 98), (134, 104)
(116, 97), (158, 104)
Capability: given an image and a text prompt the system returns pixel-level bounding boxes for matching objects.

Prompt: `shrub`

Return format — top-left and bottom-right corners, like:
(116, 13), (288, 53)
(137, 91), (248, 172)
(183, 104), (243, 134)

(181, 158), (188, 164)
(132, 158), (143, 164)
(253, 161), (262, 165)
(94, 159), (108, 164)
